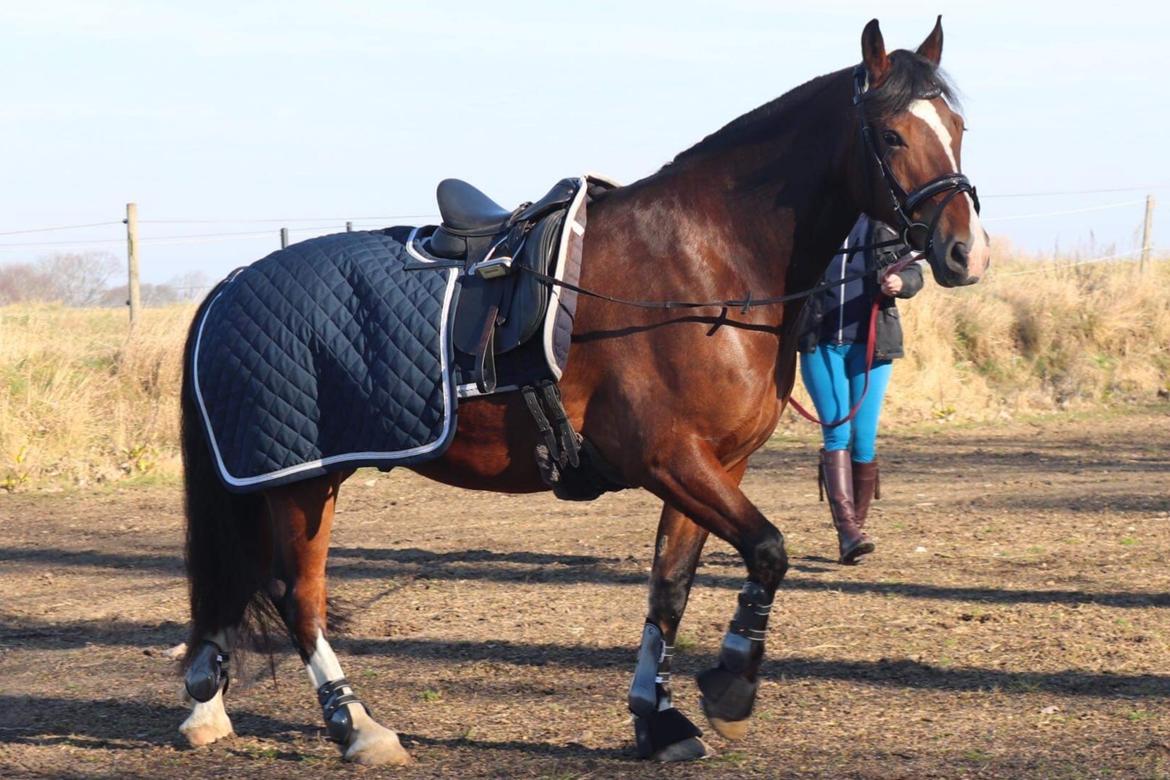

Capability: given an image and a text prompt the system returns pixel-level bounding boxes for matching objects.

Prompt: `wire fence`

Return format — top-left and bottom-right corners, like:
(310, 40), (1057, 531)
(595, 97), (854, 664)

(0, 185), (1161, 252)
(0, 185), (1161, 306)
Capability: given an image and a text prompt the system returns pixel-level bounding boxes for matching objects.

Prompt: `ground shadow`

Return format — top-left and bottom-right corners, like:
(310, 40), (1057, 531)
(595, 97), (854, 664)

(0, 695), (306, 749)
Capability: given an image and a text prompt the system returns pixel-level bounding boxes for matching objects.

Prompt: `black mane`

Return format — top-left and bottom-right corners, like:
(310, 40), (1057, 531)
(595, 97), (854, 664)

(672, 50), (957, 163)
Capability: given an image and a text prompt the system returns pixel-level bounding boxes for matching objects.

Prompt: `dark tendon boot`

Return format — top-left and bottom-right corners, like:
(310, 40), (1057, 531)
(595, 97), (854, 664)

(851, 460), (880, 531)
(819, 449), (874, 564)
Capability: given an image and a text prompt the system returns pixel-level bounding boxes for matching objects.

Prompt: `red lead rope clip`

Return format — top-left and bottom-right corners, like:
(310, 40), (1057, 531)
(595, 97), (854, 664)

(787, 254), (918, 428)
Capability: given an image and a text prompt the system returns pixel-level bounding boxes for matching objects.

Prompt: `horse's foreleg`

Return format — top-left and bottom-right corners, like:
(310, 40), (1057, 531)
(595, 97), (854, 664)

(644, 443), (786, 742)
(266, 475), (411, 767)
(629, 502), (712, 761)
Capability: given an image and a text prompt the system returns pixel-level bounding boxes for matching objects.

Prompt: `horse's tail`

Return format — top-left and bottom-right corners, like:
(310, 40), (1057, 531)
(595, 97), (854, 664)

(180, 285), (278, 670)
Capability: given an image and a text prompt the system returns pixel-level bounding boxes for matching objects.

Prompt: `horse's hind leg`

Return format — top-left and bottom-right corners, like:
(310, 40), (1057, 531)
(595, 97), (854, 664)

(180, 630), (234, 746)
(266, 474), (412, 766)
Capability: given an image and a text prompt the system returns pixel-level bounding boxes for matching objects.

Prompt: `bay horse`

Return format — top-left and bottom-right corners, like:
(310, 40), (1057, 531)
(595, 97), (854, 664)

(178, 17), (988, 765)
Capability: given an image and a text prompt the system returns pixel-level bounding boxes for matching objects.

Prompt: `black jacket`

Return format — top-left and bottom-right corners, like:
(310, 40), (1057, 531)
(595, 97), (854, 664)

(797, 218), (924, 361)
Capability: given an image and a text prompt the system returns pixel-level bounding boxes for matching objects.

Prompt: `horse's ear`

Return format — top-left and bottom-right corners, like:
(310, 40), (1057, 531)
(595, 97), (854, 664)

(861, 19), (891, 85)
(917, 15), (944, 65)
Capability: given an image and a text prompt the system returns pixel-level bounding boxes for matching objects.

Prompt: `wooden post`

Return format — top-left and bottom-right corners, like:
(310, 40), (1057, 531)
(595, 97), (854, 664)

(1140, 195), (1155, 272)
(346, 221), (353, 233)
(280, 227), (289, 249)
(125, 202), (141, 329)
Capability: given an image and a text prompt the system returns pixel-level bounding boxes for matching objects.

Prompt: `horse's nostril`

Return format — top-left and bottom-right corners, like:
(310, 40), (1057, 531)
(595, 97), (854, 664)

(950, 241), (970, 268)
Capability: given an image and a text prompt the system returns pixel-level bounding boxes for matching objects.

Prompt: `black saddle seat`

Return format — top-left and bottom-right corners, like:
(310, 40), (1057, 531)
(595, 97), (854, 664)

(430, 178), (582, 261)
(436, 179), (511, 234)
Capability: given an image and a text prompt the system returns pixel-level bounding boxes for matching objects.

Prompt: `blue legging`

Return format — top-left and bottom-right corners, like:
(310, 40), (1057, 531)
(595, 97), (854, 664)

(799, 343), (893, 463)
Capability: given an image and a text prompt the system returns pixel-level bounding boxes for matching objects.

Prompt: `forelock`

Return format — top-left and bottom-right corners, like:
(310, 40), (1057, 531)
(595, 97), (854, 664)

(860, 50), (959, 121)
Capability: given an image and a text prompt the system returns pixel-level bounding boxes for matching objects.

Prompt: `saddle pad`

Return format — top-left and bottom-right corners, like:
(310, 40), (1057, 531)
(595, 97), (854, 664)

(192, 227), (459, 493)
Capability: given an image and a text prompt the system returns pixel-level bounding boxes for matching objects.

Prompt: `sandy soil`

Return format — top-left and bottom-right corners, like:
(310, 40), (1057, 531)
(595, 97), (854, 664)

(2, 406), (1169, 779)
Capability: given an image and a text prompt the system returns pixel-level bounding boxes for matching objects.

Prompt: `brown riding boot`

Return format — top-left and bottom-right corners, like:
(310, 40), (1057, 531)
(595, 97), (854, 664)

(818, 449), (875, 564)
(851, 460), (880, 531)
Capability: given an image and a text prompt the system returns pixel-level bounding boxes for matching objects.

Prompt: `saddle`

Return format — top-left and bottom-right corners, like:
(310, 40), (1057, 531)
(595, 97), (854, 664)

(412, 177), (590, 396)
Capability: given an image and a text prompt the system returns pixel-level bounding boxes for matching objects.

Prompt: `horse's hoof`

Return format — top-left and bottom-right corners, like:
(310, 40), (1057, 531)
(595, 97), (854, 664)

(653, 736), (710, 762)
(634, 707), (706, 761)
(179, 691), (233, 747)
(705, 715), (750, 741)
(342, 709), (412, 766)
(697, 665), (758, 741)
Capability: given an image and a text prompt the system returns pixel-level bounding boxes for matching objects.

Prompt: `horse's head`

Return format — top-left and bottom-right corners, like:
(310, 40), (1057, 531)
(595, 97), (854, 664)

(848, 17), (989, 287)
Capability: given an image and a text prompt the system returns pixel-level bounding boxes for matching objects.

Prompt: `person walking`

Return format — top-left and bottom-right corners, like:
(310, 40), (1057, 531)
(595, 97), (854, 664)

(797, 215), (924, 564)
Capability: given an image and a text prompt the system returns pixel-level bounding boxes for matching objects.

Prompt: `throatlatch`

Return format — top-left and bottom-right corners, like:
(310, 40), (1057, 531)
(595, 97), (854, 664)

(184, 640), (230, 703)
(628, 622), (702, 759)
(317, 678), (366, 743)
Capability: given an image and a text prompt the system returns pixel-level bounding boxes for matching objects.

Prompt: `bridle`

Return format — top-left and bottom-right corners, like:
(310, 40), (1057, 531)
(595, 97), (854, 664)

(853, 65), (980, 259)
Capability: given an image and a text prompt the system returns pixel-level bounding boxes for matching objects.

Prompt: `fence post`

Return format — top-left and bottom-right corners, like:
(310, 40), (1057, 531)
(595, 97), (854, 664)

(125, 202), (141, 329)
(1141, 194), (1155, 272)
(280, 227), (289, 249)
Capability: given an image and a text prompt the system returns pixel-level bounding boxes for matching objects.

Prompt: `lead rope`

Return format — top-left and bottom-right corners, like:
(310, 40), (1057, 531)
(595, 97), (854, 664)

(786, 253), (917, 429)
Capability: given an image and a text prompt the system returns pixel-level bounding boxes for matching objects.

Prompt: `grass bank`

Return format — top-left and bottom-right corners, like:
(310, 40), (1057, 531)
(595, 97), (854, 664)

(1, 255), (1166, 489)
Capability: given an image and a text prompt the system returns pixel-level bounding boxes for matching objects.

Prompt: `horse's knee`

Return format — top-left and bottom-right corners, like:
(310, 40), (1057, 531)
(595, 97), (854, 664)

(746, 527), (788, 590)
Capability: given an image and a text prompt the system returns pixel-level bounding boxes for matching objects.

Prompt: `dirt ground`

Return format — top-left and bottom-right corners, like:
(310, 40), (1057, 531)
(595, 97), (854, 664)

(1, 406), (1169, 779)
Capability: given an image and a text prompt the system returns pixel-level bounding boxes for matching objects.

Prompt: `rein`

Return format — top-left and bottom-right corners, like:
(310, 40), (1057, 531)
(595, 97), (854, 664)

(514, 64), (977, 429)
(518, 237), (904, 313)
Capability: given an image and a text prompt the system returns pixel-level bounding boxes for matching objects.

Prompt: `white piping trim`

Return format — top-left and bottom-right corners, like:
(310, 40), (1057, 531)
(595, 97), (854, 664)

(192, 244), (460, 489)
(405, 225), (445, 265)
(541, 177), (591, 381)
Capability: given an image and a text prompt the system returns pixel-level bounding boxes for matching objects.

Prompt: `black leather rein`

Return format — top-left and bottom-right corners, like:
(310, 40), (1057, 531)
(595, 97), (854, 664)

(519, 238), (905, 314)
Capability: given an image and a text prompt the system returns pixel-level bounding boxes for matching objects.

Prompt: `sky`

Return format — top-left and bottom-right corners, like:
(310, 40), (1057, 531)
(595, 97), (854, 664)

(2, 1), (1167, 287)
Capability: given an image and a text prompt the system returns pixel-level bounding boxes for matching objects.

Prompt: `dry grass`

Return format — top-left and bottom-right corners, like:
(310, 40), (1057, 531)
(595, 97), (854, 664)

(0, 304), (195, 489)
(787, 253), (1170, 426)
(1, 253), (1167, 489)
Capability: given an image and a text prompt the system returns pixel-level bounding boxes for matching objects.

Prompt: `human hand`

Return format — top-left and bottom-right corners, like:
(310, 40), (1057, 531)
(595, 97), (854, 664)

(880, 272), (903, 296)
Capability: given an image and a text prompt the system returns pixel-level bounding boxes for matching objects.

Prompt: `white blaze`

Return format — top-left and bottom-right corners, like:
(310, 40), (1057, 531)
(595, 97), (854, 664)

(908, 100), (989, 274)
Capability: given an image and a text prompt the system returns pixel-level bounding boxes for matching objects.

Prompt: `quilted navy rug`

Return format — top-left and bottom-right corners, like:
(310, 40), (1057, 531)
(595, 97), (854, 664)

(191, 227), (459, 493)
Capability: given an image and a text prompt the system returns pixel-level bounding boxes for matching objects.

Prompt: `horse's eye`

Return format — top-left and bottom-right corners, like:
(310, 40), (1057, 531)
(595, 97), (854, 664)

(881, 130), (905, 148)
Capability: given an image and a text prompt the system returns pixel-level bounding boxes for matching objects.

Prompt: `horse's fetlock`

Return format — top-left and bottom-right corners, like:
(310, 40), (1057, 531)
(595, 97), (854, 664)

(318, 678), (364, 744)
(629, 623), (674, 717)
(184, 640), (230, 703)
(717, 579), (773, 673)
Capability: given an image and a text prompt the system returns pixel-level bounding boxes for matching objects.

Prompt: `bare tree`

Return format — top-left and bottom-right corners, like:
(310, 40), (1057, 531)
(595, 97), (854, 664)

(168, 270), (211, 302)
(36, 252), (119, 306)
(0, 262), (55, 304)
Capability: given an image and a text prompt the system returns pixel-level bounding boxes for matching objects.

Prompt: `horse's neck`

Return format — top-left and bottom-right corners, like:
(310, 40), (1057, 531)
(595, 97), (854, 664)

(616, 71), (861, 301)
